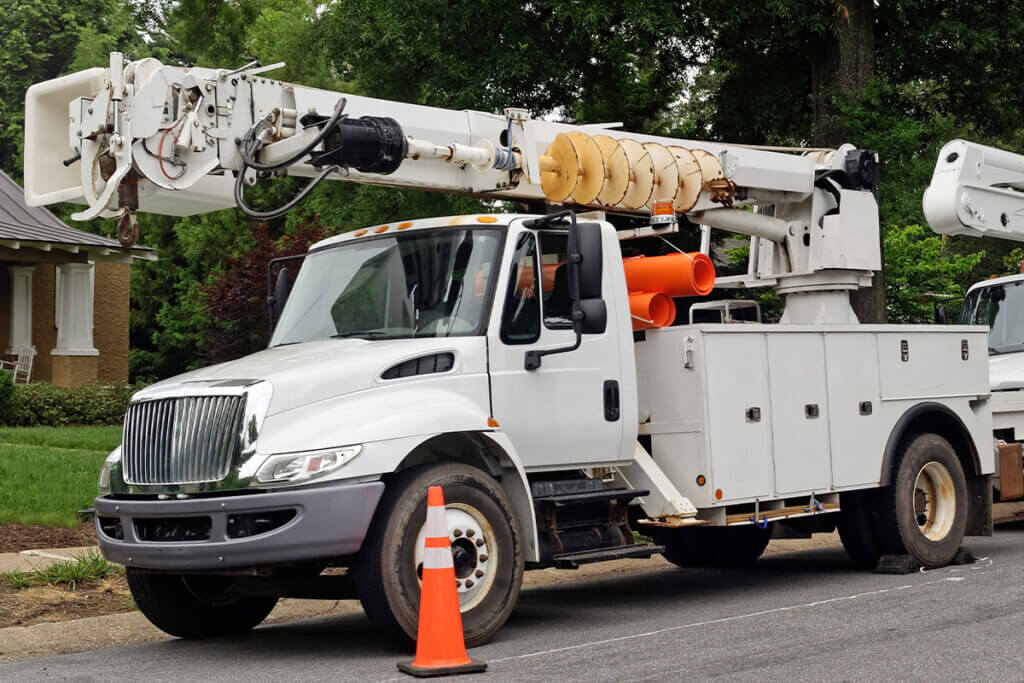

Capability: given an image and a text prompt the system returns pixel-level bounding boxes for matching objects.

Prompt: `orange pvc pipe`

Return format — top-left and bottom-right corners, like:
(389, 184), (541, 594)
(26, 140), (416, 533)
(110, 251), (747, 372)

(623, 252), (716, 298)
(629, 291), (676, 330)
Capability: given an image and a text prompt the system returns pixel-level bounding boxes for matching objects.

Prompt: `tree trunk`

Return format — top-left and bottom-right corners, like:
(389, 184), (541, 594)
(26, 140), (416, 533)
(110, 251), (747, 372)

(812, 0), (885, 323)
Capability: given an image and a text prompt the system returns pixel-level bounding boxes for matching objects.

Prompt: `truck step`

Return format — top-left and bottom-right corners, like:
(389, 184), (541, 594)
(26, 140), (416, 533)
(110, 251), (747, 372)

(552, 543), (664, 567)
(532, 487), (648, 506)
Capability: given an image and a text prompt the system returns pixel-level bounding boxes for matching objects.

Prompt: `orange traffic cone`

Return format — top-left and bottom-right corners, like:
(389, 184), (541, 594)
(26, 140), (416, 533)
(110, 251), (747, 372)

(397, 486), (487, 677)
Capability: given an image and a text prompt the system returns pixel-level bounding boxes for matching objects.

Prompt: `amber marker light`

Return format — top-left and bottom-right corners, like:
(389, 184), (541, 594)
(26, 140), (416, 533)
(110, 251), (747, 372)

(397, 222), (413, 230)
(696, 475), (706, 487)
(375, 225), (390, 233)
(477, 216), (498, 223)
(715, 488), (723, 500)
(487, 417), (500, 427)
(354, 229), (368, 237)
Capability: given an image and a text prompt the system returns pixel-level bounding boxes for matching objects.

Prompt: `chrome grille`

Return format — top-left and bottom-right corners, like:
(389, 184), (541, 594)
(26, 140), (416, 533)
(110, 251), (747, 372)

(122, 396), (246, 485)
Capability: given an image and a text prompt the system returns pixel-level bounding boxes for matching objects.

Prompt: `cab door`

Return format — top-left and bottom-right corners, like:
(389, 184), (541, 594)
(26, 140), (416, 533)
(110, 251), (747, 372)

(486, 222), (626, 469)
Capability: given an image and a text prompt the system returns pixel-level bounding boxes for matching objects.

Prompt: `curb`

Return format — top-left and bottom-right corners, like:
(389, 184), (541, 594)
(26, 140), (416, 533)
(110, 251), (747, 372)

(0, 546), (98, 574)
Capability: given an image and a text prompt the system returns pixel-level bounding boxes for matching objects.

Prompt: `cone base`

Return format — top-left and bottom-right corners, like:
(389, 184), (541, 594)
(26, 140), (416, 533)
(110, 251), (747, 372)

(397, 659), (488, 677)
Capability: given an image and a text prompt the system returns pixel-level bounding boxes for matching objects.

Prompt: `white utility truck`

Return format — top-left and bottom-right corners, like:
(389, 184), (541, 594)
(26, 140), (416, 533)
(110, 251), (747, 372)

(24, 54), (996, 645)
(924, 139), (1024, 500)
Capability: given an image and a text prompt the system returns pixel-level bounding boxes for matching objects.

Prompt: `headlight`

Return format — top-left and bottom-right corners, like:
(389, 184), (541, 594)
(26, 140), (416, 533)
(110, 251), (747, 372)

(98, 447), (121, 494)
(256, 445), (362, 484)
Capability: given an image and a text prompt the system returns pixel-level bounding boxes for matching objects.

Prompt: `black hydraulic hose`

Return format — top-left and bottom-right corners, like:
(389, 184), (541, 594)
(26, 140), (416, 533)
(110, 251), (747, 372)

(238, 97), (348, 172)
(234, 164), (342, 220)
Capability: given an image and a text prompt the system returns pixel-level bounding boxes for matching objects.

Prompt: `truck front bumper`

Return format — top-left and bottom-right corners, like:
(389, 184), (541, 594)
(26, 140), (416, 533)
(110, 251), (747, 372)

(94, 480), (384, 570)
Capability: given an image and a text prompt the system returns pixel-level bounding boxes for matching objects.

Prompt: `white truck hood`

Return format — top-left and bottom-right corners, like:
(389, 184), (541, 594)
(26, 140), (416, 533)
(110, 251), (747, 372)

(989, 351), (1024, 391)
(133, 338), (473, 415)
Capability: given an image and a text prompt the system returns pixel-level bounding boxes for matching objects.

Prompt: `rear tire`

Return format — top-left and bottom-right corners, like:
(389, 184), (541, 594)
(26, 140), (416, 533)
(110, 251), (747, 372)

(837, 489), (881, 569)
(874, 432), (968, 568)
(126, 570), (278, 639)
(656, 525), (771, 568)
(355, 463), (524, 647)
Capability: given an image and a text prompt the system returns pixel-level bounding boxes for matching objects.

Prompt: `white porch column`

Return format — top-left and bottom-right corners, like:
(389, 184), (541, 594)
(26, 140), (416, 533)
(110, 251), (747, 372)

(53, 262), (98, 356)
(7, 265), (36, 355)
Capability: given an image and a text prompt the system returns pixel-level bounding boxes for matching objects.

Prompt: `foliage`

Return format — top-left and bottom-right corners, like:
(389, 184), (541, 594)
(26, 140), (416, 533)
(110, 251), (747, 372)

(0, 384), (138, 427)
(883, 224), (984, 323)
(1, 550), (121, 590)
(2, 0), (1024, 382)
(0, 428), (111, 527)
(0, 370), (13, 423)
(199, 218), (332, 363)
(0, 425), (122, 452)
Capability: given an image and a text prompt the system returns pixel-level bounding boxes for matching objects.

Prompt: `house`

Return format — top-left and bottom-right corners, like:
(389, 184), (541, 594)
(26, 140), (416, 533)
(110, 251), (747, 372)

(0, 170), (156, 387)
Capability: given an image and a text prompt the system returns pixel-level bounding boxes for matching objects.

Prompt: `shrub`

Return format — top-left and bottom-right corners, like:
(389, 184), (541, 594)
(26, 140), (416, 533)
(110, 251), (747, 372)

(1, 383), (140, 427)
(0, 371), (13, 423)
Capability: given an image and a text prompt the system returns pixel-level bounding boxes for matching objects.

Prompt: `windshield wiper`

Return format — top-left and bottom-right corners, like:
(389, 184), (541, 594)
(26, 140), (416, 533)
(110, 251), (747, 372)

(990, 346), (1004, 356)
(331, 330), (389, 339)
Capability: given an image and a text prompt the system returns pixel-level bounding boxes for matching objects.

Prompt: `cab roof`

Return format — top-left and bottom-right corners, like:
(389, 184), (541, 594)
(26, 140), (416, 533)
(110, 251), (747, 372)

(310, 213), (538, 252)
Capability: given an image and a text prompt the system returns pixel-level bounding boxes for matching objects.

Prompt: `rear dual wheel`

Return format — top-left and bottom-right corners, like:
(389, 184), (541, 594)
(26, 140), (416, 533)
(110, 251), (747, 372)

(838, 432), (968, 569)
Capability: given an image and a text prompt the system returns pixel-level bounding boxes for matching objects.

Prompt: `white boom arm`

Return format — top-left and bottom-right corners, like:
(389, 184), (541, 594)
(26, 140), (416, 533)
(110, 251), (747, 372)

(24, 53), (882, 310)
(925, 139), (1024, 241)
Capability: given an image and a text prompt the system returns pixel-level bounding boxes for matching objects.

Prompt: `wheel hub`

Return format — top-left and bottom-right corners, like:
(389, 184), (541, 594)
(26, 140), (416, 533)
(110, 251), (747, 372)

(414, 503), (497, 611)
(913, 461), (956, 541)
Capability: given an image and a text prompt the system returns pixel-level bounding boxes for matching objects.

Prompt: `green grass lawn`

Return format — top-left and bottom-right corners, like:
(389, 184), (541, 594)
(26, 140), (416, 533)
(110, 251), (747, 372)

(0, 426), (121, 527)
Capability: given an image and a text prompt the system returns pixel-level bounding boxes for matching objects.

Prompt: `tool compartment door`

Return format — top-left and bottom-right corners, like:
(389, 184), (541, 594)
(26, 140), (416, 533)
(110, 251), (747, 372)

(705, 332), (773, 502)
(767, 333), (831, 494)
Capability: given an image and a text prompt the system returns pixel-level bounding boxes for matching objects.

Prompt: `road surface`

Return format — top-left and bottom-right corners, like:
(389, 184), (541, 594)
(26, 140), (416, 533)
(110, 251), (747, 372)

(4, 524), (1024, 681)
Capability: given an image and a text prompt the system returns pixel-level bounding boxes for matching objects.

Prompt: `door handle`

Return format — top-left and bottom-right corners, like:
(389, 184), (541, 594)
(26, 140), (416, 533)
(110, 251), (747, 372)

(604, 380), (620, 422)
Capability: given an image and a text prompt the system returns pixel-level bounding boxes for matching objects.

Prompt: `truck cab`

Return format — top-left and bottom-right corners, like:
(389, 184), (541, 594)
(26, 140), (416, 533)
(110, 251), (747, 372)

(96, 213), (649, 645)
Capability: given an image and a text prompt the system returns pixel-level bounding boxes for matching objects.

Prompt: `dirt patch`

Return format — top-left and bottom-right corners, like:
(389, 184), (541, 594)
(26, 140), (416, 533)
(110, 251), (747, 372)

(0, 523), (96, 553)
(0, 575), (134, 629)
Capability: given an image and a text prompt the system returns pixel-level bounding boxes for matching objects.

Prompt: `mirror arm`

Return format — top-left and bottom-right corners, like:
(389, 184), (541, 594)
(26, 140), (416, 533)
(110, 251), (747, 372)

(524, 324), (583, 370)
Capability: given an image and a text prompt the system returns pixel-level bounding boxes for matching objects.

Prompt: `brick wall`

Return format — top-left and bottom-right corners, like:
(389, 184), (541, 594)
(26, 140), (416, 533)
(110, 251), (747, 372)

(94, 262), (130, 383)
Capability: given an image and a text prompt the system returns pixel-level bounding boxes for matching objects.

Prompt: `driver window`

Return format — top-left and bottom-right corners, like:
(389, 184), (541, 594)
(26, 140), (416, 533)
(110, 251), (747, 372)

(539, 231), (572, 328)
(500, 232), (541, 344)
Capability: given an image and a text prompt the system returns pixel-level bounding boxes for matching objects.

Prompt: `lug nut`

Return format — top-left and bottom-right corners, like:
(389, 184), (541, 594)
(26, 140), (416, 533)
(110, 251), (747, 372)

(465, 579), (474, 588)
(479, 554), (488, 562)
(452, 529), (463, 537)
(475, 538), (485, 547)
(475, 569), (484, 578)
(465, 529), (475, 537)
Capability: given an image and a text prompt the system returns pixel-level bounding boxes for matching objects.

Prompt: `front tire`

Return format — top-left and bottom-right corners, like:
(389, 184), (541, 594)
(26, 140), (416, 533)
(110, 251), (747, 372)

(355, 463), (524, 647)
(126, 570), (278, 639)
(875, 432), (968, 568)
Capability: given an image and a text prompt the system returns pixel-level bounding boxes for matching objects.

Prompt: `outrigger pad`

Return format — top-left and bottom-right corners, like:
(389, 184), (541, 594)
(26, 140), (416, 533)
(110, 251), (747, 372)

(874, 554), (921, 574)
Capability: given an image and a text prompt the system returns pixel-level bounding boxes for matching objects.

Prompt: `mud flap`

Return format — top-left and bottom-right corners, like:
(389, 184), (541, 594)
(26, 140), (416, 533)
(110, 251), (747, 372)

(966, 473), (993, 537)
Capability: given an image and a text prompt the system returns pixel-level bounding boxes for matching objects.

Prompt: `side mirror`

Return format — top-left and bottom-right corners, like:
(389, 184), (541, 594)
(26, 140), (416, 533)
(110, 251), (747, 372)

(570, 222), (607, 335)
(934, 303), (947, 325)
(267, 266), (292, 332)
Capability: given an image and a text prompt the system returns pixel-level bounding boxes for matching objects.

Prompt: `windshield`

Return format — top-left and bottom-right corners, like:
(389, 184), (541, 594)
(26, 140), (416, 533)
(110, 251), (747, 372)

(961, 280), (1024, 355)
(270, 228), (501, 345)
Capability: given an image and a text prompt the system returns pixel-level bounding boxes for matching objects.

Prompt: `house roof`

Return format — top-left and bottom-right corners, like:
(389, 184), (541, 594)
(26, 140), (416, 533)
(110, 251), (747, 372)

(0, 170), (156, 261)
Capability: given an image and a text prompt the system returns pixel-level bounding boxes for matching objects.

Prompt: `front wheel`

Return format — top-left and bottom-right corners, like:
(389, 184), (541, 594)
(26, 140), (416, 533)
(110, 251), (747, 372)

(874, 432), (968, 568)
(355, 463), (524, 647)
(126, 570), (278, 639)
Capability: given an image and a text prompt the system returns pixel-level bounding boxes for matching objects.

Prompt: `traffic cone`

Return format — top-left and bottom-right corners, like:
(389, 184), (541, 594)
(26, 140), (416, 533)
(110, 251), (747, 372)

(397, 486), (487, 677)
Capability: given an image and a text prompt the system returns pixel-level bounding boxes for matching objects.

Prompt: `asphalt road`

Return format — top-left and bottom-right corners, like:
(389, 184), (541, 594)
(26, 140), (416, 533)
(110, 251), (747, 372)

(5, 524), (1024, 682)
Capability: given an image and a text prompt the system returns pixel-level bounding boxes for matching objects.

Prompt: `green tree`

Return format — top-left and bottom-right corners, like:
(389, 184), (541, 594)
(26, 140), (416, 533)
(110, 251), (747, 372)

(884, 224), (983, 323)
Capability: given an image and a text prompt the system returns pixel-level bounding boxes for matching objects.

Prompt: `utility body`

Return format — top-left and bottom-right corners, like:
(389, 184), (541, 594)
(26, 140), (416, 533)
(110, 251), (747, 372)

(22, 54), (996, 644)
